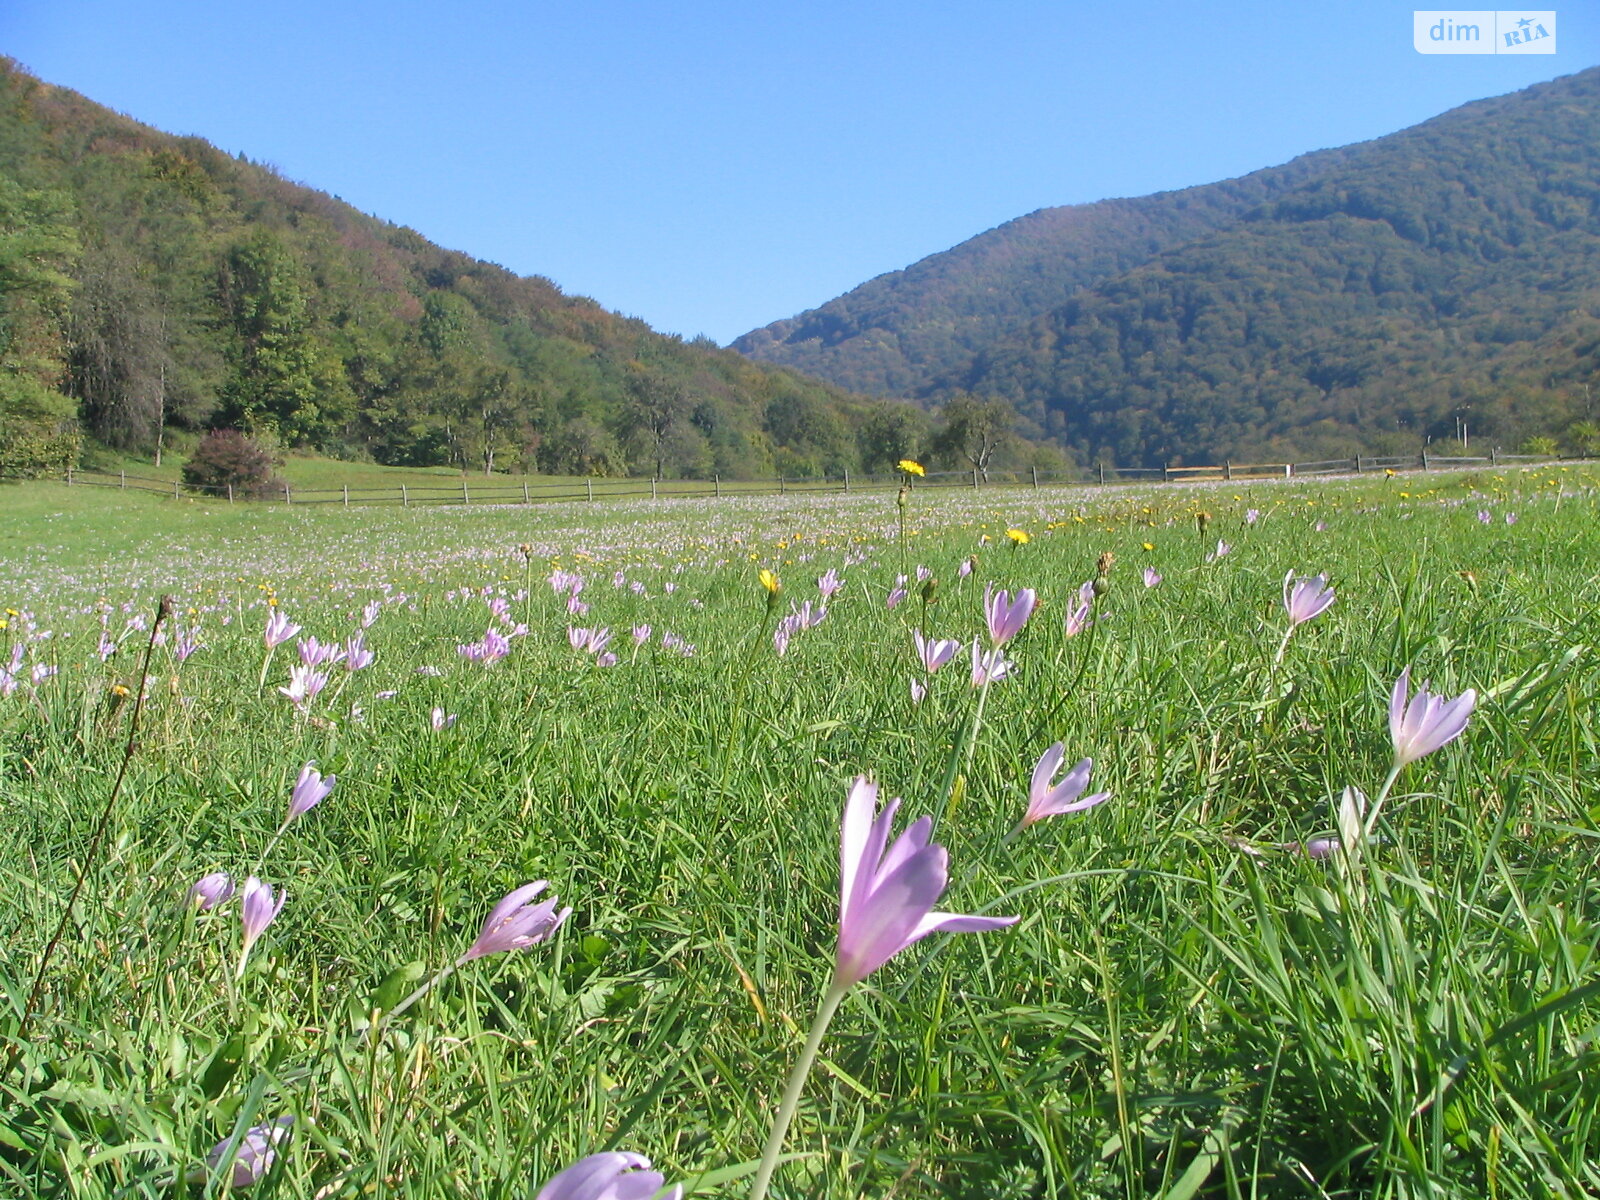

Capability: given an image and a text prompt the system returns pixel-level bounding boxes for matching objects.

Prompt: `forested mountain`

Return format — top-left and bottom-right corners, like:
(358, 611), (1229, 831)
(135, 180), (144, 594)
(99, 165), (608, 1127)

(736, 68), (1600, 464)
(0, 58), (921, 480)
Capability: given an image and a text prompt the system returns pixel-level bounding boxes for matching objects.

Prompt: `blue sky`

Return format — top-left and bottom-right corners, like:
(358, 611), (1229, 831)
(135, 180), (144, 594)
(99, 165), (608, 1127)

(2, 1), (1592, 344)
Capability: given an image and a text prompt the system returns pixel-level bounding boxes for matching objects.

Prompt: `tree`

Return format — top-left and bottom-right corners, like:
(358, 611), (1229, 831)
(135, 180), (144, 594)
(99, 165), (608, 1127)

(931, 394), (1015, 480)
(215, 231), (323, 443)
(67, 241), (168, 450)
(623, 365), (691, 478)
(0, 179), (80, 474)
(540, 416), (625, 477)
(857, 401), (931, 472)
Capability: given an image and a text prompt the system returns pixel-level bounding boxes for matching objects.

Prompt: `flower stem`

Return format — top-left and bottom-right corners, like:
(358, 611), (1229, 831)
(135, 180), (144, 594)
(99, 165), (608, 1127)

(1271, 625), (1294, 668)
(936, 673), (991, 821)
(379, 960), (460, 1028)
(1362, 762), (1404, 841)
(748, 982), (848, 1200)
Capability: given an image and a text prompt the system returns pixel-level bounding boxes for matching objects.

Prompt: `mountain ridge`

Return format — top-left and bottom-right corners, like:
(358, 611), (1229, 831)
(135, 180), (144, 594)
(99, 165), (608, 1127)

(0, 58), (914, 481)
(734, 67), (1600, 463)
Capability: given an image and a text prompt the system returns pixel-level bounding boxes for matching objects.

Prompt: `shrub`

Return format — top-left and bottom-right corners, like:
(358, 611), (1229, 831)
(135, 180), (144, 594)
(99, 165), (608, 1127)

(181, 429), (283, 498)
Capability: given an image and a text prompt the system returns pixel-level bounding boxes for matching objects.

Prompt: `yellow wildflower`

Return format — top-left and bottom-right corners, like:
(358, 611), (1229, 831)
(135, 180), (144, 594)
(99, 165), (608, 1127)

(1005, 528), (1030, 546)
(897, 459), (926, 477)
(758, 568), (781, 595)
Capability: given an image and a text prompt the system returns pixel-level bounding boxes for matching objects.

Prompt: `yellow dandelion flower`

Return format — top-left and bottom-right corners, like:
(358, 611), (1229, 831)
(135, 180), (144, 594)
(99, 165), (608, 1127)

(898, 459), (926, 477)
(1142, 542), (1155, 551)
(1005, 528), (1030, 545)
(758, 568), (781, 594)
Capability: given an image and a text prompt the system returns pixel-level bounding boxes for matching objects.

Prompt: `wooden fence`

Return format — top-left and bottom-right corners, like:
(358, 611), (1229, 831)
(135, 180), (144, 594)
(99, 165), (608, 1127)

(16, 449), (1573, 510)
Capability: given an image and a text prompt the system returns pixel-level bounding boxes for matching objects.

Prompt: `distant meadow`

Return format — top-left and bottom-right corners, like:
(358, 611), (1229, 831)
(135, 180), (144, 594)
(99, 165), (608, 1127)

(2, 465), (1599, 1199)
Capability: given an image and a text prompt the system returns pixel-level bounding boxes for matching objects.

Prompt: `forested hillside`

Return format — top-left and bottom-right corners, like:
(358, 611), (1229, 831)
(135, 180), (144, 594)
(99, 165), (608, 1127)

(0, 58), (920, 480)
(738, 67), (1600, 465)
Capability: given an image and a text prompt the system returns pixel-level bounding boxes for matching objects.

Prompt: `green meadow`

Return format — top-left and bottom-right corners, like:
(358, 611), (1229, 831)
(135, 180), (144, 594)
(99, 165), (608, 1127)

(2, 465), (1598, 1199)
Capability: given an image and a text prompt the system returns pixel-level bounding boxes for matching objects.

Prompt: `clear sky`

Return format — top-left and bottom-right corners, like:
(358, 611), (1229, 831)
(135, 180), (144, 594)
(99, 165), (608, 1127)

(2, 2), (1593, 345)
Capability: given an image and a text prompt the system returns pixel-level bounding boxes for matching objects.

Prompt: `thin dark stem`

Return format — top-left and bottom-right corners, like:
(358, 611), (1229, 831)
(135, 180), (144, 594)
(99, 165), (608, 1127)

(6, 595), (171, 1072)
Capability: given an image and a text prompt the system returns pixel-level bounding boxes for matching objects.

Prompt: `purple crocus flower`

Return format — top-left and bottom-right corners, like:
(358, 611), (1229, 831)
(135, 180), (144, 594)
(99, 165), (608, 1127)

(1283, 572), (1335, 626)
(909, 678), (927, 705)
(459, 629), (511, 665)
(631, 624), (652, 645)
(1477, 510), (1493, 524)
(1022, 744), (1111, 827)
(173, 627), (203, 663)
(913, 629), (960, 675)
(790, 600), (826, 630)
(189, 871), (235, 911)
(279, 664), (329, 708)
(285, 761), (335, 824)
(1062, 601), (1090, 638)
(461, 882), (571, 962)
(1142, 567), (1162, 588)
(886, 576), (909, 610)
(297, 636), (344, 668)
(430, 707), (458, 732)
(239, 877), (286, 958)
(817, 568), (844, 601)
(834, 777), (1017, 988)
(264, 610), (300, 649)
(1245, 508), (1260, 525)
(1389, 668), (1476, 767)
(983, 585), (1036, 646)
(535, 1151), (682, 1200)
(1211, 540), (1232, 560)
(970, 639), (1014, 687)
(193, 1116), (294, 1189)
(342, 632), (374, 671)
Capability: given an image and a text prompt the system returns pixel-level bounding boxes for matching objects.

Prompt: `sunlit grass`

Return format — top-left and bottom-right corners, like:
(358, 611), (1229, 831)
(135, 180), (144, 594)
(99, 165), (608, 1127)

(1, 464), (1598, 1198)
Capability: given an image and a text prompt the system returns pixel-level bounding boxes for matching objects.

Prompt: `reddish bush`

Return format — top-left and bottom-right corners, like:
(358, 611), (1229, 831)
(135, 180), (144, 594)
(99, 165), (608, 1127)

(181, 429), (283, 498)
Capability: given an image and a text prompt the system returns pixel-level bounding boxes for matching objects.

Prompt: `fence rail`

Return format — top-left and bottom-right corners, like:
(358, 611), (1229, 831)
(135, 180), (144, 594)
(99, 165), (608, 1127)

(7, 449), (1584, 510)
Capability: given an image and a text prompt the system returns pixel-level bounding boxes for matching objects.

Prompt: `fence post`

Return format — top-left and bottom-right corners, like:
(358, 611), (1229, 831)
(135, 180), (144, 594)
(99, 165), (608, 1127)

(1224, 461), (1232, 481)
(1490, 447), (1499, 466)
(715, 475), (720, 498)
(1098, 463), (1106, 486)
(120, 469), (126, 490)
(401, 484), (408, 508)
(66, 466), (73, 486)
(1285, 463), (1293, 478)
(462, 480), (470, 506)
(843, 469), (849, 493)
(523, 481), (530, 504)
(1162, 463), (1171, 483)
(1355, 457), (1364, 472)
(779, 476), (785, 496)
(587, 479), (593, 502)
(343, 484), (349, 508)
(1421, 451), (1430, 471)
(652, 477), (658, 500)
(175, 478), (181, 500)
(284, 483), (291, 505)
(1031, 465), (1039, 487)
(227, 483), (234, 504)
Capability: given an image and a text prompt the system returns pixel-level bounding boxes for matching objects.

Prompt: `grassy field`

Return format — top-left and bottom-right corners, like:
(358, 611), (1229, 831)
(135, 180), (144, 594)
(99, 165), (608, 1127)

(2, 465), (1598, 1198)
